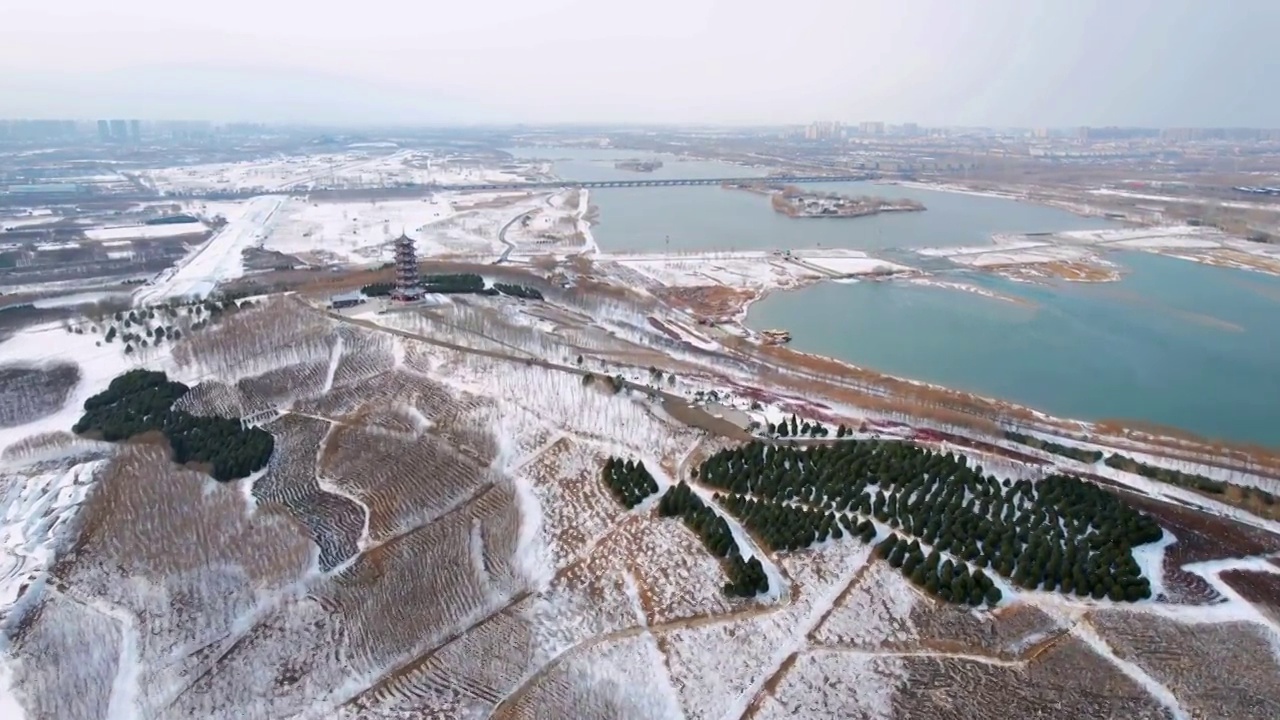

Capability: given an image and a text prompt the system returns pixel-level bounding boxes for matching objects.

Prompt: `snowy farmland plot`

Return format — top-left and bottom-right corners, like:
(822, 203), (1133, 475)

(142, 151), (540, 195)
(3, 291), (1280, 720)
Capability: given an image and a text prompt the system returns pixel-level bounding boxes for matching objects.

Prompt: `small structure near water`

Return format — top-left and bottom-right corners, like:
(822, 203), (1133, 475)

(760, 329), (792, 345)
(615, 160), (664, 172)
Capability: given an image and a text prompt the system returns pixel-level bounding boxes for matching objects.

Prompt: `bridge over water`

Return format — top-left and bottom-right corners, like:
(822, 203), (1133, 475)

(437, 175), (870, 191)
(0, 175), (873, 207)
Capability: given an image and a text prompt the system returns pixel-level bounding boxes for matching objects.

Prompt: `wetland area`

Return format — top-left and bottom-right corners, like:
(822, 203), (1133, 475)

(515, 147), (1280, 446)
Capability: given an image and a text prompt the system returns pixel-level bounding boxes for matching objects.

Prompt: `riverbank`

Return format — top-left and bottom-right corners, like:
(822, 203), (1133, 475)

(885, 180), (1280, 280)
(508, 148), (1280, 448)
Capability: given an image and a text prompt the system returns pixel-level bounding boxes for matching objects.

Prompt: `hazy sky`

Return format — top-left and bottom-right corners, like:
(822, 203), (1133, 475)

(1, 0), (1276, 127)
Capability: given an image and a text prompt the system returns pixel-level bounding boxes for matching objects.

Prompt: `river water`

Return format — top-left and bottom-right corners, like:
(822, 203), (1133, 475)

(509, 148), (1280, 446)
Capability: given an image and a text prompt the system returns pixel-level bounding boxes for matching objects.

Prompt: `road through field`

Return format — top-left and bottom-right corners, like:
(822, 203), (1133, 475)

(134, 195), (284, 304)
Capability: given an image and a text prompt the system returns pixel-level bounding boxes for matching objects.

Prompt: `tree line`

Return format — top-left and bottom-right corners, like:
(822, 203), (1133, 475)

(1105, 453), (1277, 507)
(717, 492), (876, 551)
(1004, 430), (1103, 464)
(361, 275), (543, 300)
(877, 533), (1001, 605)
(766, 414), (832, 439)
(1006, 429), (1278, 515)
(601, 456), (659, 509)
(492, 282), (544, 300)
(658, 482), (769, 597)
(693, 439), (1160, 605)
(73, 369), (274, 482)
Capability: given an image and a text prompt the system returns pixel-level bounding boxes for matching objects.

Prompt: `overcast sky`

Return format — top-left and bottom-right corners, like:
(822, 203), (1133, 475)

(0, 0), (1275, 127)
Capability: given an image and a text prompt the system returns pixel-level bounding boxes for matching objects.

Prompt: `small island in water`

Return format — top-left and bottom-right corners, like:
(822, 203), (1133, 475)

(614, 159), (664, 172)
(725, 181), (925, 218)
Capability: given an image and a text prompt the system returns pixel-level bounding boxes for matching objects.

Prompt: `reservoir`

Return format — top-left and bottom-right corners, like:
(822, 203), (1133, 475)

(747, 254), (1280, 446)
(511, 147), (1116, 252)
(510, 148), (1280, 446)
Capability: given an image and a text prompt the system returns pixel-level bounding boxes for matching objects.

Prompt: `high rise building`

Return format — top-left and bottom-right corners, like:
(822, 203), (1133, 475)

(859, 121), (885, 136)
(803, 121), (842, 141)
(109, 119), (128, 141)
(98, 120), (111, 142)
(392, 232), (422, 301)
(129, 119), (141, 143)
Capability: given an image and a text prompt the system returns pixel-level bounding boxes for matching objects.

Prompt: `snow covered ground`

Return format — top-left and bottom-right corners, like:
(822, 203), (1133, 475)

(0, 292), (1278, 718)
(1090, 187), (1280, 212)
(134, 195), (284, 303)
(604, 249), (909, 290)
(1053, 226), (1230, 249)
(916, 242), (1096, 267)
(607, 251), (821, 290)
(256, 191), (550, 265)
(260, 195), (457, 264)
(142, 151), (541, 194)
(83, 223), (209, 241)
(502, 188), (596, 257)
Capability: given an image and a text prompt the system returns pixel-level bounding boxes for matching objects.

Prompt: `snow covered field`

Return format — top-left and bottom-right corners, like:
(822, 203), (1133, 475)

(83, 223), (209, 241)
(605, 249), (909, 291)
(142, 150), (541, 194)
(606, 251), (821, 290)
(1053, 226), (1231, 249)
(1090, 187), (1280, 212)
(260, 195), (458, 264)
(916, 241), (1096, 267)
(134, 195), (284, 302)
(1, 276), (1279, 717)
(790, 249), (914, 276)
(915, 224), (1280, 278)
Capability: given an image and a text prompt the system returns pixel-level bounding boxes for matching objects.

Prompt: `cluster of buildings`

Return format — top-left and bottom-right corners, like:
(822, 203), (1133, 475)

(0, 119), (271, 145)
(97, 119), (143, 143)
(797, 121), (925, 141)
(0, 119), (79, 141)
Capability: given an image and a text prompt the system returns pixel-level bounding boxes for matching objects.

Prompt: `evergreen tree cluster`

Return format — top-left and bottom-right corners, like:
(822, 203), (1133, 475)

(361, 278), (543, 301)
(1004, 431), (1103, 464)
(601, 456), (659, 509)
(1105, 453), (1277, 506)
(492, 282), (544, 300)
(658, 482), (769, 597)
(718, 493), (875, 551)
(765, 414), (830, 439)
(420, 273), (485, 294)
(694, 439), (1161, 605)
(877, 533), (1002, 606)
(72, 369), (275, 482)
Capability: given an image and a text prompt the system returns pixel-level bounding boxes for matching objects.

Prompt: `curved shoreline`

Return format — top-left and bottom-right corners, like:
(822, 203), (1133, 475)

(521, 158), (1280, 454)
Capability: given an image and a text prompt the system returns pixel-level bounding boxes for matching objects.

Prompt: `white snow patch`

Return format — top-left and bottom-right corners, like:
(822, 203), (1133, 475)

(134, 195), (284, 303)
(1131, 529), (1176, 600)
(0, 658), (25, 720)
(84, 223), (208, 241)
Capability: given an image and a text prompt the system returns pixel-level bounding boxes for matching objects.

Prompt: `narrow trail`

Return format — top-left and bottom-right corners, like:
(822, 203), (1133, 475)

(725, 551), (869, 720)
(805, 645), (1026, 667)
(494, 210), (534, 265)
(313, 420), (372, 552)
(489, 590), (792, 719)
(508, 431), (567, 474)
(46, 584), (140, 720)
(1069, 619), (1189, 720)
(320, 334), (344, 394)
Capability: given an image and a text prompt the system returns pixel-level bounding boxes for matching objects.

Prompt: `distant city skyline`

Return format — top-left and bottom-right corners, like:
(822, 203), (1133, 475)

(1, 0), (1277, 128)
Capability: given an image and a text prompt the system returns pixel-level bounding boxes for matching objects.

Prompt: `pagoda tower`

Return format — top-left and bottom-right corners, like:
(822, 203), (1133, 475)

(392, 232), (421, 301)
